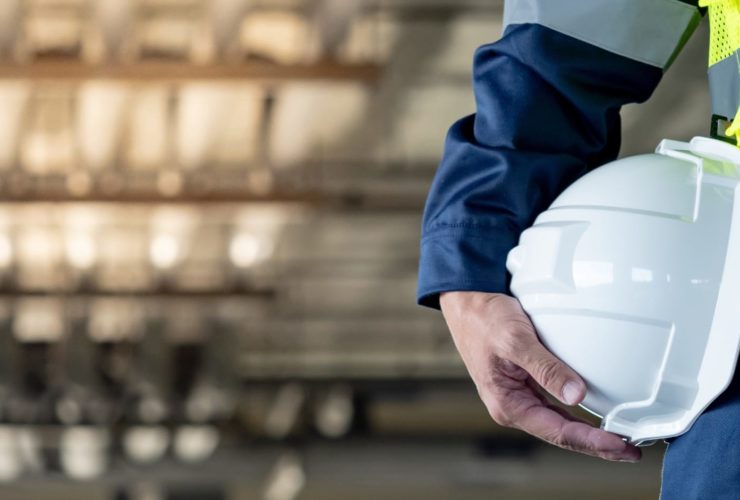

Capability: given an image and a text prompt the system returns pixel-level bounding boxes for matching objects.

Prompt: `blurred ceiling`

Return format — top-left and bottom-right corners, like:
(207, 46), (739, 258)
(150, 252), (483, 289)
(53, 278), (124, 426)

(0, 1), (710, 497)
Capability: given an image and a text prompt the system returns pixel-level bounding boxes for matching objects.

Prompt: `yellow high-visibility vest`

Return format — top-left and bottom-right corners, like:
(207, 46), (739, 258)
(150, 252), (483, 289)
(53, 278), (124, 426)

(702, 0), (740, 143)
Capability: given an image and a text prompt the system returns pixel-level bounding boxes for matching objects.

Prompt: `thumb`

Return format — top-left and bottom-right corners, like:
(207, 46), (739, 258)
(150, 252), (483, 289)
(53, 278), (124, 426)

(510, 338), (587, 406)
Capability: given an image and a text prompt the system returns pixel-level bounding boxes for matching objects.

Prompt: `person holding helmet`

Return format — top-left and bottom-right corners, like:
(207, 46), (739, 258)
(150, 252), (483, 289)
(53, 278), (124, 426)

(417, 1), (740, 497)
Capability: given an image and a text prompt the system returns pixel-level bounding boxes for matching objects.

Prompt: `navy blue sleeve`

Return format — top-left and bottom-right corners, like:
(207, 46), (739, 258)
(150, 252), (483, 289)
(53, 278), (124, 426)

(417, 24), (664, 309)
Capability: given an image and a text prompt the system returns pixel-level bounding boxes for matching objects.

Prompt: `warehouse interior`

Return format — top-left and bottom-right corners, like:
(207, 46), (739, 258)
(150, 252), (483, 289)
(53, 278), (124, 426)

(0, 1), (712, 499)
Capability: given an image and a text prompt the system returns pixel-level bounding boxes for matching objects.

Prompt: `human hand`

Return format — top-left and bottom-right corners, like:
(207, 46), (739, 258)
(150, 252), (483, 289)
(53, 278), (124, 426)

(440, 291), (641, 462)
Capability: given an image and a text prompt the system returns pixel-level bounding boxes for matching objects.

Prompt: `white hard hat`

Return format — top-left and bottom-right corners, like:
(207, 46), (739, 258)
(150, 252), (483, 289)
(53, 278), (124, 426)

(506, 137), (740, 446)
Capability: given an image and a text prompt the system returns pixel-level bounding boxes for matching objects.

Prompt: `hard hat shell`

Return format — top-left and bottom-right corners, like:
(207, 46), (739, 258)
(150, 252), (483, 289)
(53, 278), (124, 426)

(506, 137), (740, 445)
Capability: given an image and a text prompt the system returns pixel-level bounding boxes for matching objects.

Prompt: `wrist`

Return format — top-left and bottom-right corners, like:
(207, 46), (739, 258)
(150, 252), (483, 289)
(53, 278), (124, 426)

(440, 291), (506, 316)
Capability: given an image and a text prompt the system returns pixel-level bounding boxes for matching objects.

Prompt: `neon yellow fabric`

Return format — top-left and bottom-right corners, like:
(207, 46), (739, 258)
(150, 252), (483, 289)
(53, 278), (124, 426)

(702, 0), (740, 65)
(727, 104), (740, 141)
(701, 0), (740, 144)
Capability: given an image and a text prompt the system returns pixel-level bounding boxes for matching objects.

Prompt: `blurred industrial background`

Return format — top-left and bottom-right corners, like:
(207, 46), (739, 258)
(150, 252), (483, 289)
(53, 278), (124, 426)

(0, 0), (712, 499)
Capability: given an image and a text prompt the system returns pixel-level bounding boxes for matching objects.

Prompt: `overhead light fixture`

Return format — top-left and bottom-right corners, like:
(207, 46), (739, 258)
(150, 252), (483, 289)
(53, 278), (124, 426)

(0, 233), (13, 269)
(65, 231), (97, 270)
(149, 233), (181, 270)
(229, 231), (273, 268)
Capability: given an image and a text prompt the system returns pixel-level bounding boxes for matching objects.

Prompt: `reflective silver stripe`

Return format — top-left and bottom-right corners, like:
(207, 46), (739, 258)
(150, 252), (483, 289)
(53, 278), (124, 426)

(503, 0), (700, 69)
(709, 55), (740, 118)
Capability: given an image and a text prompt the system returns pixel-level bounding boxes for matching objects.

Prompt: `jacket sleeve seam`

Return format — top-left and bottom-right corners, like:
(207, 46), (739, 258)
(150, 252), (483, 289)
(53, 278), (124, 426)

(422, 222), (520, 241)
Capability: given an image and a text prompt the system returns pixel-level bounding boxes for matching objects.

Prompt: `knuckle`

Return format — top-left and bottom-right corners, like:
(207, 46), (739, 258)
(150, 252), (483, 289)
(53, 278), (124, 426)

(487, 405), (512, 427)
(533, 358), (564, 388)
(542, 427), (572, 450)
(477, 387), (513, 427)
(544, 424), (586, 454)
(549, 431), (569, 448)
(491, 356), (524, 379)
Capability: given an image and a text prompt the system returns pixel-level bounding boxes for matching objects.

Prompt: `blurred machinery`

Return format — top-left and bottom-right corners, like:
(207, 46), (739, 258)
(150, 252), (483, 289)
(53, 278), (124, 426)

(0, 1), (682, 499)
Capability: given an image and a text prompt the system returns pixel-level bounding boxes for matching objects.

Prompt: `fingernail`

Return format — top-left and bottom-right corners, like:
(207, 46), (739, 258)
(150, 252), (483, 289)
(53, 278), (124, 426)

(562, 381), (582, 405)
(618, 458), (640, 463)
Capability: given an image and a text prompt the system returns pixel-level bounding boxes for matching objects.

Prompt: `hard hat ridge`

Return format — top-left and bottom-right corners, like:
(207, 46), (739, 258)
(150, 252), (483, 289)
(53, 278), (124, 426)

(506, 137), (740, 445)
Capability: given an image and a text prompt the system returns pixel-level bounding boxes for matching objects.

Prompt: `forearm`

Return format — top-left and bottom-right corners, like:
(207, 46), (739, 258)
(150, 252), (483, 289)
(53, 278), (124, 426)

(418, 3), (702, 309)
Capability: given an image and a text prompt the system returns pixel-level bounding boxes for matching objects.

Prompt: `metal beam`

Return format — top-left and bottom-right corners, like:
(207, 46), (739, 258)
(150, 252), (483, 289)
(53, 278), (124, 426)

(0, 60), (382, 82)
(0, 171), (431, 210)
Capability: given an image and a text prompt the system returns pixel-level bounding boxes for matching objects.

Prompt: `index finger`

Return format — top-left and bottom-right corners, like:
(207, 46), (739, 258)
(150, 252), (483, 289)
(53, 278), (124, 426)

(515, 401), (642, 462)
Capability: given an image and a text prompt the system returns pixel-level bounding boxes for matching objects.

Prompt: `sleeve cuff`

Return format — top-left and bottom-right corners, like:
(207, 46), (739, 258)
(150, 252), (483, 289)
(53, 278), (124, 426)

(416, 225), (521, 310)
